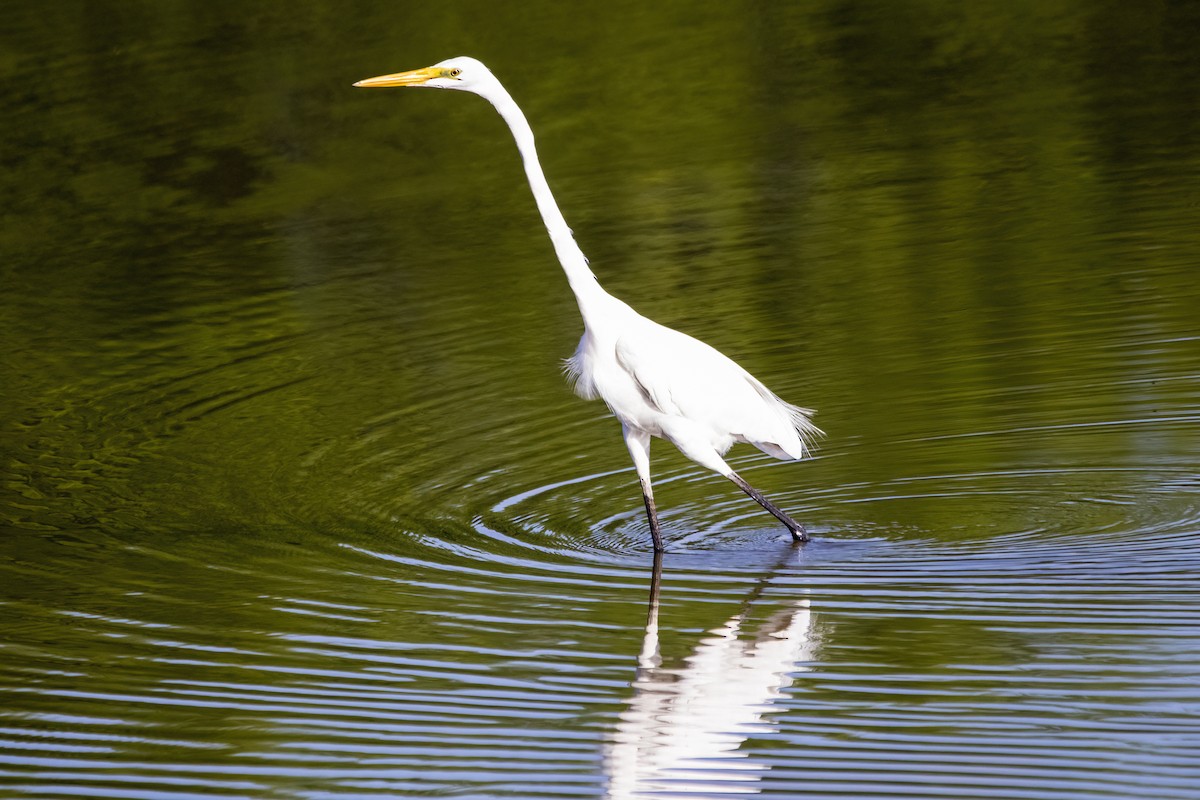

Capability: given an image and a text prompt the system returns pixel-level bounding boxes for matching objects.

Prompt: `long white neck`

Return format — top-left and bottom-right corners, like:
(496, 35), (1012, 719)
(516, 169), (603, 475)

(480, 81), (611, 318)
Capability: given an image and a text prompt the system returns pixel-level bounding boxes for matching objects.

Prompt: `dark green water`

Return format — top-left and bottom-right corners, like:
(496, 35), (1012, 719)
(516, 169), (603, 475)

(3, 2), (1199, 798)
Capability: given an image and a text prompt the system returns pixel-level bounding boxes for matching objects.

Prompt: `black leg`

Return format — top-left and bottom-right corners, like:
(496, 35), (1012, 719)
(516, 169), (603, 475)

(639, 478), (665, 553)
(727, 471), (809, 543)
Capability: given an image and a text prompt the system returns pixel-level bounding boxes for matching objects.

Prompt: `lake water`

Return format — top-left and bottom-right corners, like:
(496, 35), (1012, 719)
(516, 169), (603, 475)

(2, 2), (1199, 798)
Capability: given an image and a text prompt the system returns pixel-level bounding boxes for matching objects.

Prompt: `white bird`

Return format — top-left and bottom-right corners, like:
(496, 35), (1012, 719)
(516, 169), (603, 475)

(355, 57), (822, 552)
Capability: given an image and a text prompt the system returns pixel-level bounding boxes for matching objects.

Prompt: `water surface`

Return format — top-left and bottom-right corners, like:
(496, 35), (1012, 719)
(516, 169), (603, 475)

(2, 2), (1199, 798)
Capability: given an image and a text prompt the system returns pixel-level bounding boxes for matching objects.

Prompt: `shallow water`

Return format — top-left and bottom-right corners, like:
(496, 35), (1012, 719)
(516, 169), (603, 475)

(3, 2), (1200, 798)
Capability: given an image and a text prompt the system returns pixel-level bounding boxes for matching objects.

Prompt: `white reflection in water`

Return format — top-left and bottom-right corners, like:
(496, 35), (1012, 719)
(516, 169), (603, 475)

(608, 554), (817, 797)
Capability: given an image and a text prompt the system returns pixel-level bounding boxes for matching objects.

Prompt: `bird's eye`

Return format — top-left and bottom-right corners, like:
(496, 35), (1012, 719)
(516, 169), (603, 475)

(449, 68), (463, 78)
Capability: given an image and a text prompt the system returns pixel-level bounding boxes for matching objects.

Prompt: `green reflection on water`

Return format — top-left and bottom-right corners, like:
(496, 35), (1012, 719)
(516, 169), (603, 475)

(1, 0), (1197, 549)
(1, 2), (1199, 796)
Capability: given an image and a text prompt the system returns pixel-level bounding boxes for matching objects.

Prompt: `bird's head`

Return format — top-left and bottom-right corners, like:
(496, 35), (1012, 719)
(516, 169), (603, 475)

(353, 56), (495, 95)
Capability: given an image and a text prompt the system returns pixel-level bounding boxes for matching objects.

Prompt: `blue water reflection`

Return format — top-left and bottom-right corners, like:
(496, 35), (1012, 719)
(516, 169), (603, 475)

(2, 2), (1200, 799)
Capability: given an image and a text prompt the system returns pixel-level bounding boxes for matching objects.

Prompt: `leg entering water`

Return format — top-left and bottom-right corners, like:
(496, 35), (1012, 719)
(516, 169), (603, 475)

(639, 479), (664, 553)
(727, 471), (809, 543)
(623, 426), (664, 552)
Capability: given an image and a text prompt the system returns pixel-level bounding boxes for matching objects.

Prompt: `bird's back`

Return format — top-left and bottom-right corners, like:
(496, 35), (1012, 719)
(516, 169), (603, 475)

(577, 310), (820, 462)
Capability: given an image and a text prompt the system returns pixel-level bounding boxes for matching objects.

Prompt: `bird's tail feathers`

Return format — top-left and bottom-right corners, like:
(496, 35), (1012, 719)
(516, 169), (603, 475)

(780, 400), (825, 457)
(747, 377), (824, 460)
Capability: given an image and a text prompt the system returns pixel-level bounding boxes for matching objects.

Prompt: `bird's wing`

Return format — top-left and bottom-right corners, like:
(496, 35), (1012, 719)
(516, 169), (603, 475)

(614, 321), (761, 422)
(615, 319), (821, 459)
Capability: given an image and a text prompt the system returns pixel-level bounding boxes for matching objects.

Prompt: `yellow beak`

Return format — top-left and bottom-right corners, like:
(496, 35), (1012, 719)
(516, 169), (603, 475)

(353, 66), (443, 88)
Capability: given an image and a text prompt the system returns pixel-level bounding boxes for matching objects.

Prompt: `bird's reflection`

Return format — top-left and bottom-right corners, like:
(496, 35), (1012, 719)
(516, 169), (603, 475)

(607, 548), (817, 797)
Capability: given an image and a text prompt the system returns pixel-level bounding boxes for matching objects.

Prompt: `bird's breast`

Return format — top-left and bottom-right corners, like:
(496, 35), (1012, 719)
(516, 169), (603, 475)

(577, 343), (664, 435)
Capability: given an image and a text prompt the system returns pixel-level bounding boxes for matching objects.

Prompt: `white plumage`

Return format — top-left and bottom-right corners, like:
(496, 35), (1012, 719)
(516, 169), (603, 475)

(355, 56), (822, 551)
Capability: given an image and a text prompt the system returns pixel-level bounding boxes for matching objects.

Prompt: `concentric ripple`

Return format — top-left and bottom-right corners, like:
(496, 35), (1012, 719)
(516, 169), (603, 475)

(6, 314), (1197, 798)
(5, 4), (1200, 797)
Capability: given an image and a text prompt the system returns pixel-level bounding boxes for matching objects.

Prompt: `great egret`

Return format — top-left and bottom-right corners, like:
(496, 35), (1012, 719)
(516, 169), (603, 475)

(355, 57), (822, 552)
